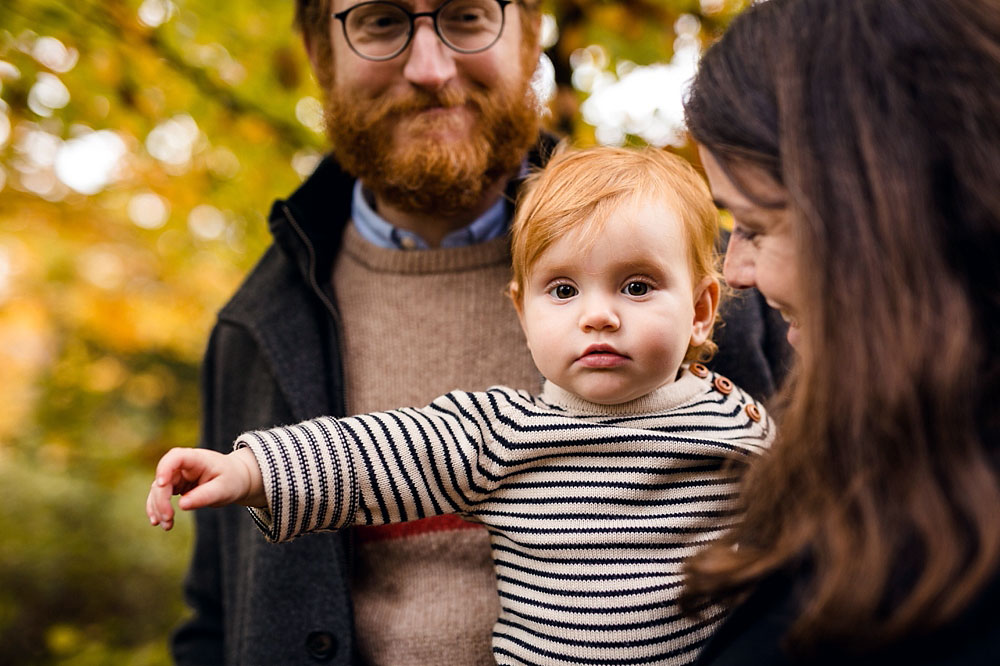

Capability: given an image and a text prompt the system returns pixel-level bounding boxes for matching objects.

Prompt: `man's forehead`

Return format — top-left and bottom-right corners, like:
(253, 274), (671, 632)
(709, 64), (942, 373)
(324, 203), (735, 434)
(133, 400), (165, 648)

(333, 0), (442, 10)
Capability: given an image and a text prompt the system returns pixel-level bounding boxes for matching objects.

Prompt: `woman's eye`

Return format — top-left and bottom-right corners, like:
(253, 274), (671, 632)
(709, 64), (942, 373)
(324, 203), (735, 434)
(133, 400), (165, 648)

(624, 282), (650, 296)
(549, 284), (578, 299)
(733, 223), (760, 243)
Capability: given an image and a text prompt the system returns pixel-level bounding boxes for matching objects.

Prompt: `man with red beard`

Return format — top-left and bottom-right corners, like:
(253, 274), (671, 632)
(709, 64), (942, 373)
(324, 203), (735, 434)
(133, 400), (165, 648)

(169, 1), (790, 664)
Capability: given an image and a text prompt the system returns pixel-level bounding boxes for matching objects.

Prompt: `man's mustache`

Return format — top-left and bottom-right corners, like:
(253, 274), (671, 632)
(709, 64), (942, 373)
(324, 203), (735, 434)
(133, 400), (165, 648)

(353, 86), (481, 129)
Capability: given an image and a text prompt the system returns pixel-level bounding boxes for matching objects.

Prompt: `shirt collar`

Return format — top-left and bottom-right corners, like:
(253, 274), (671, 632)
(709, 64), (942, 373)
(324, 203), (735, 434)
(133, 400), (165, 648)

(351, 179), (510, 250)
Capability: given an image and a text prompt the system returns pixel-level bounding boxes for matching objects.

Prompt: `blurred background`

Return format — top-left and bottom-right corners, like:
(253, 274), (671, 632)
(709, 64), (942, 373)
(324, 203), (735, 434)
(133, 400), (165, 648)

(0, 0), (750, 663)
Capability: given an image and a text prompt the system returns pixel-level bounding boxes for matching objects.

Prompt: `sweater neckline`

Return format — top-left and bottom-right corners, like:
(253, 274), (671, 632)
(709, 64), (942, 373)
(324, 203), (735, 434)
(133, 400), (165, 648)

(539, 367), (708, 416)
(340, 222), (513, 275)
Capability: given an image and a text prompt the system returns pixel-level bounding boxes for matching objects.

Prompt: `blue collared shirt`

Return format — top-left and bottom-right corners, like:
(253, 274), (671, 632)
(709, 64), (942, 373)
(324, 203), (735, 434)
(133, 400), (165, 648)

(351, 179), (509, 250)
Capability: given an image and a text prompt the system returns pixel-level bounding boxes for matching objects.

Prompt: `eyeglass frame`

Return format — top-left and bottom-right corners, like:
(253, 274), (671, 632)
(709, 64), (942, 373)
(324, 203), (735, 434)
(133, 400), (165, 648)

(332, 0), (515, 62)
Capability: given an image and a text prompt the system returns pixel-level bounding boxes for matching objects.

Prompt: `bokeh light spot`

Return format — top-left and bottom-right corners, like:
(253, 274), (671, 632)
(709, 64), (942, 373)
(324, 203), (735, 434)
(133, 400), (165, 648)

(18, 125), (61, 167)
(138, 0), (177, 28)
(291, 149), (321, 179)
(146, 114), (200, 168)
(188, 204), (226, 240)
(540, 14), (559, 49)
(206, 146), (240, 179)
(128, 192), (171, 229)
(32, 37), (79, 73)
(0, 112), (10, 148)
(700, 0), (726, 15)
(78, 246), (126, 290)
(85, 356), (127, 393)
(575, 42), (699, 147)
(27, 72), (70, 117)
(295, 96), (324, 134)
(54, 129), (127, 195)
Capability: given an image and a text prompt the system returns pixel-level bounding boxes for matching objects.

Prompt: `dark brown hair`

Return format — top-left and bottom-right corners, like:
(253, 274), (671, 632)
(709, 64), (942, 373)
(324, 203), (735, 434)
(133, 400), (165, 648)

(682, 0), (1000, 650)
(294, 0), (542, 90)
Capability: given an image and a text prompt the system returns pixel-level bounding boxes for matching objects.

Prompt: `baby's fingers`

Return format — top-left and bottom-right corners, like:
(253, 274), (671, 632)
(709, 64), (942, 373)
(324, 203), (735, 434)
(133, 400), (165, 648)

(147, 447), (208, 530)
(175, 477), (233, 511)
(147, 478), (176, 529)
(154, 447), (206, 489)
(147, 446), (243, 530)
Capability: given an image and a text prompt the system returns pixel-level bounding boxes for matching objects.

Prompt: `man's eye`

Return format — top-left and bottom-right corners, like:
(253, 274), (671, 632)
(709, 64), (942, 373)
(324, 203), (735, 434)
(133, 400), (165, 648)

(623, 282), (649, 296)
(352, 8), (408, 36)
(549, 284), (578, 299)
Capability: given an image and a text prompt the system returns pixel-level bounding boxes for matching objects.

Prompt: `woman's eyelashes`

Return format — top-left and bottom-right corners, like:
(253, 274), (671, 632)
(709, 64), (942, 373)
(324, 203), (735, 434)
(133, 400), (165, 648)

(721, 206), (769, 244)
(732, 222), (760, 243)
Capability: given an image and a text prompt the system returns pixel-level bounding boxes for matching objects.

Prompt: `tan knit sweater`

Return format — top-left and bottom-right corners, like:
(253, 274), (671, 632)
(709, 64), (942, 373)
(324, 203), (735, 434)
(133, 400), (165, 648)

(331, 223), (540, 665)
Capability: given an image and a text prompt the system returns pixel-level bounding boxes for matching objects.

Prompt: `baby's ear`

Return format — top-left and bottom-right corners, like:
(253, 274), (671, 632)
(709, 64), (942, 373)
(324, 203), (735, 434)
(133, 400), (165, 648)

(507, 280), (521, 308)
(508, 282), (529, 335)
(690, 277), (720, 346)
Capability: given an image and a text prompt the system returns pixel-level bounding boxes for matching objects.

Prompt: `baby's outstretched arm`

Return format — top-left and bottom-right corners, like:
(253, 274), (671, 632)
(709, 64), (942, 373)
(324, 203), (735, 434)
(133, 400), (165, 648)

(146, 447), (266, 531)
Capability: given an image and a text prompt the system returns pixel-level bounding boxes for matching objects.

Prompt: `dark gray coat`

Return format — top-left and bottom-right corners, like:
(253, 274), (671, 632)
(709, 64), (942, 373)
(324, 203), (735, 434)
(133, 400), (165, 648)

(171, 140), (790, 665)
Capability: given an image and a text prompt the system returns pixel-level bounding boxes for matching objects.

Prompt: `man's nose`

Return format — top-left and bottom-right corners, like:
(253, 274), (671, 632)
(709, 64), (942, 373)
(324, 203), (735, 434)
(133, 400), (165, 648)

(723, 236), (756, 289)
(403, 19), (457, 90)
(579, 296), (621, 332)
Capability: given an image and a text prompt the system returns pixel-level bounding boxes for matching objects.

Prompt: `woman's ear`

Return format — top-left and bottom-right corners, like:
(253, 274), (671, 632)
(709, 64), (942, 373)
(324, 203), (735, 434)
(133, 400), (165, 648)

(690, 277), (720, 346)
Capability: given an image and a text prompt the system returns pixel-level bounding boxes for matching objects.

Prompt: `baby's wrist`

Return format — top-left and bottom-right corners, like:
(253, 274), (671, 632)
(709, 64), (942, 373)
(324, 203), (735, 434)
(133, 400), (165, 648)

(233, 446), (266, 507)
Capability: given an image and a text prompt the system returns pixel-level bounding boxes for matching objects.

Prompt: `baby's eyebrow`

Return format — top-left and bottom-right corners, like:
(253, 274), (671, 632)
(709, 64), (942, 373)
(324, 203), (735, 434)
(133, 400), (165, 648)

(606, 259), (670, 279)
(531, 263), (575, 280)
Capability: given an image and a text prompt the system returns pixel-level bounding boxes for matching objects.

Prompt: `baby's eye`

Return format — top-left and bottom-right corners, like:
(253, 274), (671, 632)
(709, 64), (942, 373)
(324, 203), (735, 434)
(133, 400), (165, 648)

(549, 284), (578, 299)
(623, 281), (650, 296)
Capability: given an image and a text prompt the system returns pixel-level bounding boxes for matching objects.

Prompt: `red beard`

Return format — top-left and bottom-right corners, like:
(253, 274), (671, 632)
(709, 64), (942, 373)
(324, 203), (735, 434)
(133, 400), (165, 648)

(325, 74), (540, 218)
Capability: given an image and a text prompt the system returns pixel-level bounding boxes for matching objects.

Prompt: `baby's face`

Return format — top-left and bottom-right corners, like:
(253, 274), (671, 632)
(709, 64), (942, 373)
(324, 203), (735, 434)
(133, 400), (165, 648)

(514, 199), (715, 405)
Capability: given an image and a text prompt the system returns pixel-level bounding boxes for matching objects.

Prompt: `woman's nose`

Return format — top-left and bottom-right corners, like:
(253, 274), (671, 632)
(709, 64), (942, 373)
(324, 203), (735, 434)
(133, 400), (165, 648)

(723, 235), (756, 289)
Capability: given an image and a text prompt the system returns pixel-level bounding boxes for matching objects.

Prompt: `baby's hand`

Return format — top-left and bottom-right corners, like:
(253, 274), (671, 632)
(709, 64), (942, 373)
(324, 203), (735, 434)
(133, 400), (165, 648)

(146, 447), (265, 531)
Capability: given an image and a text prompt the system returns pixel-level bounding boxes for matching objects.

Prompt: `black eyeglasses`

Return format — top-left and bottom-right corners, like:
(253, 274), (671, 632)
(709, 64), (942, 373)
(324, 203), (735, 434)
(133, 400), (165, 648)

(333, 0), (513, 62)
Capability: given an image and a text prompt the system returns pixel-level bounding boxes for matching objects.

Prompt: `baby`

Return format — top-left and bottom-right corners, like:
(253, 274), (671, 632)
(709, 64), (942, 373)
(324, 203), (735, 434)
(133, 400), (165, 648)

(147, 145), (774, 665)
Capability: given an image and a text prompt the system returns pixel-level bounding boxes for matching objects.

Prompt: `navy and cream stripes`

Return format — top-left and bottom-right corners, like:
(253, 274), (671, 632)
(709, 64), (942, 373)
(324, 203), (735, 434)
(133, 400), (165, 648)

(237, 367), (774, 665)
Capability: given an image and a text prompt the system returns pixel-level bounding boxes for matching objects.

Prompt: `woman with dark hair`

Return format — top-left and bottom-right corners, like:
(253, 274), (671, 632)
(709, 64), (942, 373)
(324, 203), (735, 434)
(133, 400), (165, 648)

(681, 0), (1000, 663)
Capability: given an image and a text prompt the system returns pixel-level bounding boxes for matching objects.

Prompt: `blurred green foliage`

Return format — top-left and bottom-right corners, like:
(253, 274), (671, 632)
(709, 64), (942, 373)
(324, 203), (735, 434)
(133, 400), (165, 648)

(0, 0), (747, 663)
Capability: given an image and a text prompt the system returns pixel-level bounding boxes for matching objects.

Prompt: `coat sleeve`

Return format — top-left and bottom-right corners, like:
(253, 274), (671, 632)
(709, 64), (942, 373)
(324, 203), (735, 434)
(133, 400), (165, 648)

(170, 321), (300, 665)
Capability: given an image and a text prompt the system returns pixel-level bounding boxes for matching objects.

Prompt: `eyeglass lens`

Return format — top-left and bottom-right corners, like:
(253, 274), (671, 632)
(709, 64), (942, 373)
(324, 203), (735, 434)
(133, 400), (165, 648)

(343, 0), (506, 60)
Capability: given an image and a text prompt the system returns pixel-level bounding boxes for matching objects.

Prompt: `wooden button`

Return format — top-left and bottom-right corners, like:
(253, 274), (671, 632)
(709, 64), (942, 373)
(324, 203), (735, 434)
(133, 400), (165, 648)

(689, 362), (709, 378)
(714, 376), (734, 395)
(745, 403), (761, 422)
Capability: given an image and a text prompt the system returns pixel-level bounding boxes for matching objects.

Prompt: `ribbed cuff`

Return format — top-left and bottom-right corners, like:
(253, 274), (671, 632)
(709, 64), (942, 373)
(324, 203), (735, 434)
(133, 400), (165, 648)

(234, 416), (358, 543)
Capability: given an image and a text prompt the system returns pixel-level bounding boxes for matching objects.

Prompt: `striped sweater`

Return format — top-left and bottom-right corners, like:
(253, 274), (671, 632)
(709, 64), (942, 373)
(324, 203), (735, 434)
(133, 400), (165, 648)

(237, 366), (774, 665)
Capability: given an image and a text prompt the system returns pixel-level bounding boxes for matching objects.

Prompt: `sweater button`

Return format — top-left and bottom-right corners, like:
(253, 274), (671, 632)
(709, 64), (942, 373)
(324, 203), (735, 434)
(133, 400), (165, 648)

(713, 375), (734, 395)
(745, 403), (762, 422)
(689, 362), (710, 378)
(306, 631), (337, 661)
